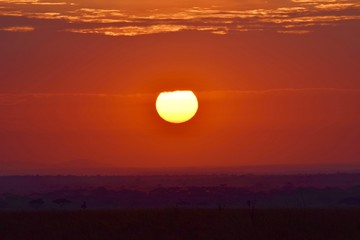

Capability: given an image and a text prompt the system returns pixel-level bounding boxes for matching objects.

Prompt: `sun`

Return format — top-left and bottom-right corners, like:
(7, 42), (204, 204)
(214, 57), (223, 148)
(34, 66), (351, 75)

(156, 90), (198, 124)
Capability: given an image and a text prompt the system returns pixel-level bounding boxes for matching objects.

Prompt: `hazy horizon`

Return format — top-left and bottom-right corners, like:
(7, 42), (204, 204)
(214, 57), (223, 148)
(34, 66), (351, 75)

(1, 162), (360, 176)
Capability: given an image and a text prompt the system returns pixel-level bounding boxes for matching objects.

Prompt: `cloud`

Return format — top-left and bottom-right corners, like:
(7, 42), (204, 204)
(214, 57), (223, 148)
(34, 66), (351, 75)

(0, 0), (359, 36)
(0, 26), (34, 32)
(0, 93), (152, 106)
(0, 94), (30, 105)
(291, 0), (342, 4)
(66, 25), (229, 36)
(262, 15), (360, 24)
(277, 29), (312, 34)
(0, 0), (73, 6)
(63, 8), (128, 23)
(1, 88), (359, 105)
(204, 88), (360, 97)
(0, 9), (22, 16)
(315, 3), (359, 10)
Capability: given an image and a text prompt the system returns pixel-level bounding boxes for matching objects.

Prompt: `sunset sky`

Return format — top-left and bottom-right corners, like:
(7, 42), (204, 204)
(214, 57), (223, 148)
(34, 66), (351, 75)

(0, 0), (359, 174)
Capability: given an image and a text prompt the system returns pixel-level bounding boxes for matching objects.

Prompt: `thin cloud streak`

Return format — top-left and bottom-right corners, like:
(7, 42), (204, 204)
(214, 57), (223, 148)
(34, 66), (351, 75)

(0, 93), (153, 105)
(0, 25), (34, 31)
(0, 0), (73, 5)
(315, 3), (359, 9)
(1, 88), (359, 105)
(277, 29), (312, 34)
(202, 88), (360, 97)
(66, 25), (228, 36)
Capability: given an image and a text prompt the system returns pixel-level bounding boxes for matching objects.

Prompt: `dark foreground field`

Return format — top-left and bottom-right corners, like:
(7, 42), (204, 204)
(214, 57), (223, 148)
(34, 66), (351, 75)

(1, 209), (359, 240)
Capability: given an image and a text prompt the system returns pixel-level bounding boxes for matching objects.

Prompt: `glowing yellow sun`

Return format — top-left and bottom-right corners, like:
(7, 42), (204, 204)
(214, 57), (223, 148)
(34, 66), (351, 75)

(156, 90), (198, 124)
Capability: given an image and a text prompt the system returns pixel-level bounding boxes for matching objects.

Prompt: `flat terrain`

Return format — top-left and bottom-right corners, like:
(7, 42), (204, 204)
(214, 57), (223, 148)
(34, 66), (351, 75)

(0, 209), (359, 240)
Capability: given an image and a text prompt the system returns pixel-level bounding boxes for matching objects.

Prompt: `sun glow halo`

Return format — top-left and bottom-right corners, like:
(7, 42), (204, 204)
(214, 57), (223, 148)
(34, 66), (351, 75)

(156, 90), (198, 124)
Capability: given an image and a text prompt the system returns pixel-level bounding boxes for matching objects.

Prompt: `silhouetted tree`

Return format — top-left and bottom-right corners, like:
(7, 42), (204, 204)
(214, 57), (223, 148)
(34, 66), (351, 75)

(247, 199), (257, 226)
(28, 198), (44, 208)
(53, 198), (72, 207)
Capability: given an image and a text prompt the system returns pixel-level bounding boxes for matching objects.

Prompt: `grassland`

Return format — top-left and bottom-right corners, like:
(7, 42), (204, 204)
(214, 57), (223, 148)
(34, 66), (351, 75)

(0, 208), (359, 240)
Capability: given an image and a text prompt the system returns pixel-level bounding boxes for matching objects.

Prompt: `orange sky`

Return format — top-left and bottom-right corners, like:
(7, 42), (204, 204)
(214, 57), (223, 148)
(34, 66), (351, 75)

(0, 0), (359, 174)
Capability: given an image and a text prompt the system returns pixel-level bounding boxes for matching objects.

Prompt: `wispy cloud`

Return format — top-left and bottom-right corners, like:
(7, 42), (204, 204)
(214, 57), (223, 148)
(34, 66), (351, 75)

(291, 0), (342, 4)
(204, 88), (360, 96)
(0, 26), (34, 32)
(0, 0), (359, 36)
(262, 15), (360, 24)
(0, 0), (73, 5)
(277, 29), (312, 34)
(0, 92), (152, 105)
(1, 88), (359, 105)
(66, 25), (228, 36)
